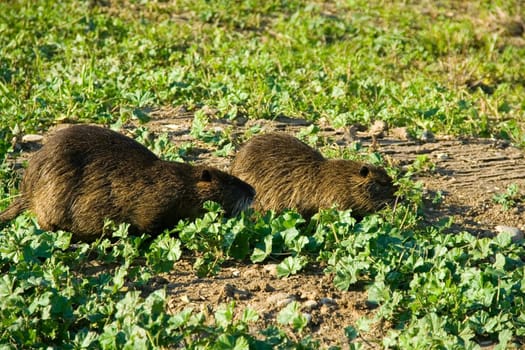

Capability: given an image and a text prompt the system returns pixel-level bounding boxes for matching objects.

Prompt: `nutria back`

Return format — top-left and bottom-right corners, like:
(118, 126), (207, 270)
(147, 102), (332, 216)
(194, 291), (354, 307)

(231, 133), (396, 218)
(0, 125), (255, 241)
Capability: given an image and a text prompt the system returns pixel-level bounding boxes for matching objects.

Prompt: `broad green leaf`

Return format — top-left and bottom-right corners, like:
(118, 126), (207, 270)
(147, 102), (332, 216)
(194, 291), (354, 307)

(276, 256), (307, 278)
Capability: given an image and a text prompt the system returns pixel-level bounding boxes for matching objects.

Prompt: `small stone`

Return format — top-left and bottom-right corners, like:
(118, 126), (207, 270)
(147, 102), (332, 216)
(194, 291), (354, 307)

(223, 284), (250, 300)
(234, 116), (248, 126)
(300, 291), (318, 300)
(495, 225), (524, 242)
(267, 292), (295, 307)
(320, 297), (337, 306)
(163, 124), (186, 131)
(231, 270), (240, 277)
(436, 153), (449, 161)
(22, 134), (44, 143)
(302, 300), (319, 311)
(180, 295), (191, 303)
(200, 105), (218, 116)
(276, 296), (296, 308)
(420, 130), (435, 142)
(317, 117), (331, 129)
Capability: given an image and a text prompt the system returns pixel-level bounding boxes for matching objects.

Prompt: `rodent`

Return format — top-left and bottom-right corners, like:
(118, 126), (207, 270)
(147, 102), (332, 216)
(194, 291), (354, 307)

(0, 125), (255, 242)
(230, 133), (396, 218)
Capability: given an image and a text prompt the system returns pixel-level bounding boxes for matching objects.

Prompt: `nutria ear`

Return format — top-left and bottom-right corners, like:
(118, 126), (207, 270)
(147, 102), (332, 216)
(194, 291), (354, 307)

(200, 169), (213, 182)
(359, 165), (370, 177)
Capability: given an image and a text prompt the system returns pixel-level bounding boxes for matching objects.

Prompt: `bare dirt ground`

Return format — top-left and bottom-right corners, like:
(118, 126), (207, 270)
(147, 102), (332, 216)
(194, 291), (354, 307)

(12, 110), (525, 348)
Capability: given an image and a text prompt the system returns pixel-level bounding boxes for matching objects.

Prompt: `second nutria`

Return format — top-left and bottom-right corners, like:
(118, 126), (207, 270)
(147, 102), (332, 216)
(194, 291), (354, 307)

(231, 133), (396, 218)
(0, 125), (255, 242)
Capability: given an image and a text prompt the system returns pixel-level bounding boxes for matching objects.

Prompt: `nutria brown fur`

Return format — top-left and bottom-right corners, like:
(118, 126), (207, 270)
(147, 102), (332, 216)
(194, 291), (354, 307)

(231, 133), (396, 218)
(0, 125), (255, 241)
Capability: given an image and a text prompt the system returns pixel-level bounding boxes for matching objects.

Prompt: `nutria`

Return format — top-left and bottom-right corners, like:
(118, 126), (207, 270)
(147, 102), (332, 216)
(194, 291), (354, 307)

(231, 133), (396, 218)
(0, 125), (255, 242)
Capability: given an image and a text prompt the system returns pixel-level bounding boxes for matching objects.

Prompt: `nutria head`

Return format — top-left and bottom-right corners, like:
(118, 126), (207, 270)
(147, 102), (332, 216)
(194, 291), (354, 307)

(319, 160), (397, 217)
(193, 166), (256, 217)
(357, 163), (397, 210)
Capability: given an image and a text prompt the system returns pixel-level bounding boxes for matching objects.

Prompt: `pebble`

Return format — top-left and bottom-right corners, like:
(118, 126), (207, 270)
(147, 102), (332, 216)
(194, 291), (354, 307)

(320, 297), (337, 306)
(22, 134), (44, 143)
(302, 300), (319, 311)
(276, 296), (296, 308)
(495, 225), (524, 243)
(436, 153), (449, 161)
(420, 130), (435, 142)
(267, 292), (295, 307)
(163, 124), (186, 131)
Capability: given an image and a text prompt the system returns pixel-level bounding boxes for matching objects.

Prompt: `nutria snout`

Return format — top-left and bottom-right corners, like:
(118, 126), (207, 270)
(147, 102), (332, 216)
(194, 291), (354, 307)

(231, 133), (396, 218)
(0, 125), (255, 241)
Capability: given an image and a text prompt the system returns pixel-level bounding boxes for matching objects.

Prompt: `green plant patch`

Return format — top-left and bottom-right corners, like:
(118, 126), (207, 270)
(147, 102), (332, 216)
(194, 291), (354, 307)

(0, 0), (524, 151)
(1, 193), (524, 347)
(493, 183), (524, 211)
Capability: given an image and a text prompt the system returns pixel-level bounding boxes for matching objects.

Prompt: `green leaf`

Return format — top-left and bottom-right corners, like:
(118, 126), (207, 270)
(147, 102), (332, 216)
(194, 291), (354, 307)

(493, 253), (506, 270)
(146, 234), (182, 273)
(495, 329), (512, 350)
(333, 257), (370, 291)
(276, 256), (308, 278)
(215, 302), (235, 328)
(493, 232), (512, 248)
(132, 108), (150, 123)
(215, 334), (250, 350)
(355, 317), (373, 333)
(170, 308), (194, 329)
(241, 308), (259, 323)
(277, 301), (308, 332)
(345, 325), (359, 340)
(250, 235), (272, 263)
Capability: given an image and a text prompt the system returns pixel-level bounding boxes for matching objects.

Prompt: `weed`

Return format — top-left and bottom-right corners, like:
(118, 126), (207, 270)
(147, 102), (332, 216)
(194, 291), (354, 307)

(493, 183), (523, 211)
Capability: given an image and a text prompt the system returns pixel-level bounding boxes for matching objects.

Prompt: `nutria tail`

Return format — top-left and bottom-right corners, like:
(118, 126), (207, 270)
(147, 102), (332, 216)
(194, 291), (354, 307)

(0, 197), (28, 223)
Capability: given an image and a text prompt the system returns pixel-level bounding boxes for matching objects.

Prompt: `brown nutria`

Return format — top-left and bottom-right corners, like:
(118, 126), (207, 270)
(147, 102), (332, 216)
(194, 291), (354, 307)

(0, 125), (255, 242)
(231, 133), (396, 218)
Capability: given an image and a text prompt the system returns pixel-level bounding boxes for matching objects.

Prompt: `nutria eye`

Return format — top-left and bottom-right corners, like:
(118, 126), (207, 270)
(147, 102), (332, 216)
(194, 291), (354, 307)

(200, 169), (212, 182)
(359, 166), (369, 177)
